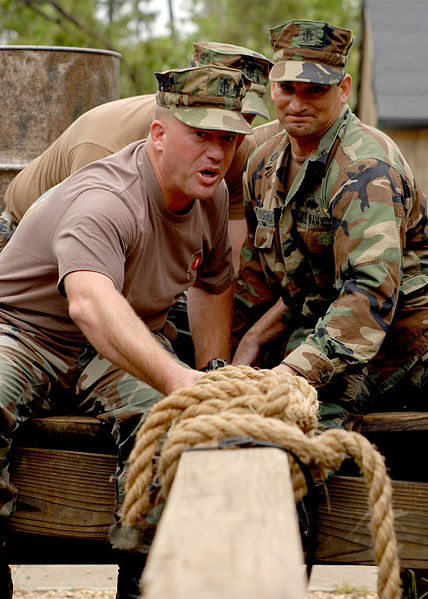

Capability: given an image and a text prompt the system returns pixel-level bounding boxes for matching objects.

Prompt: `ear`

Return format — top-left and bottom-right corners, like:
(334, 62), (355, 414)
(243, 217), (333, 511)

(150, 120), (167, 149)
(270, 81), (277, 102)
(338, 73), (352, 104)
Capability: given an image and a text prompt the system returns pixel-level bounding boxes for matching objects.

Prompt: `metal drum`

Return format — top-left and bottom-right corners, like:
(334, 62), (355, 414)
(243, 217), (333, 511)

(0, 45), (121, 204)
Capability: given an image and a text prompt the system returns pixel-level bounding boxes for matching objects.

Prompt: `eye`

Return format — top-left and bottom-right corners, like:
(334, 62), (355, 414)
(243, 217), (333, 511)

(279, 82), (294, 94)
(306, 85), (328, 96)
(222, 134), (236, 144)
(195, 130), (208, 137)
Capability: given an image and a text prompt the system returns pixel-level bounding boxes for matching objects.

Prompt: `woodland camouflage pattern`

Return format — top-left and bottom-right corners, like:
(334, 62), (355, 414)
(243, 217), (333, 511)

(155, 65), (253, 134)
(269, 19), (354, 85)
(234, 106), (428, 410)
(192, 41), (272, 119)
(0, 324), (173, 519)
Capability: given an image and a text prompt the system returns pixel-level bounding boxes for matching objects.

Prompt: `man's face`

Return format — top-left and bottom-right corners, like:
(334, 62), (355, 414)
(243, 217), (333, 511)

(156, 116), (239, 210)
(270, 75), (351, 141)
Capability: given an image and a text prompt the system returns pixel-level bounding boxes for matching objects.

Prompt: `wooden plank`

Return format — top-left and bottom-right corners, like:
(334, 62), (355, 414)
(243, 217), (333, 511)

(360, 412), (428, 434)
(142, 448), (307, 599)
(8, 446), (116, 538)
(13, 415), (117, 453)
(18, 415), (106, 436)
(315, 475), (428, 568)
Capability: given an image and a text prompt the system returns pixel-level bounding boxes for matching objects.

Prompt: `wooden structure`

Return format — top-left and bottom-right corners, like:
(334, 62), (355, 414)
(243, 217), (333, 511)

(5, 411), (428, 596)
(7, 415), (117, 564)
(142, 448), (306, 599)
(318, 412), (428, 568)
(357, 0), (428, 194)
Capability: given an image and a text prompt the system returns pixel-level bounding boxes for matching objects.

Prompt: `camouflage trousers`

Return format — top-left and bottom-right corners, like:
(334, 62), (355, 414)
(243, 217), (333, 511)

(0, 322), (179, 548)
(0, 207), (17, 252)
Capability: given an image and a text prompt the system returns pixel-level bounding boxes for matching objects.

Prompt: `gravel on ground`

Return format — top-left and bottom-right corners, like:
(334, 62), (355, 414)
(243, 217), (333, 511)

(12, 591), (379, 599)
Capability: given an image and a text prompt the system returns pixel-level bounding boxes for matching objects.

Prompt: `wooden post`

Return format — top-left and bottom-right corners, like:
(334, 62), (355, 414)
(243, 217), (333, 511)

(141, 447), (307, 599)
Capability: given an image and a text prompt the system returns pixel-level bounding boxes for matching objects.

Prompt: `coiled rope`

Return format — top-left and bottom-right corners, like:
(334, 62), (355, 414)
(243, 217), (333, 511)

(121, 366), (401, 599)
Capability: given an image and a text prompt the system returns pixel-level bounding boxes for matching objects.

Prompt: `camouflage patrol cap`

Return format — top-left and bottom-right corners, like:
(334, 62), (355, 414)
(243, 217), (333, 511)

(155, 65), (253, 135)
(269, 20), (354, 85)
(192, 41), (272, 120)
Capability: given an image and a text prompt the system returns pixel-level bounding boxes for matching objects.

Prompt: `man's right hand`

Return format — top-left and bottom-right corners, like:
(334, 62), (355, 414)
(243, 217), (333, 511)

(232, 333), (262, 366)
(65, 270), (205, 397)
(232, 297), (288, 367)
(166, 366), (205, 395)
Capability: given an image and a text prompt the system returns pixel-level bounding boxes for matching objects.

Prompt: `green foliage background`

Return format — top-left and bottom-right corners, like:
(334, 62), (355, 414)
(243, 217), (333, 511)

(0, 0), (362, 115)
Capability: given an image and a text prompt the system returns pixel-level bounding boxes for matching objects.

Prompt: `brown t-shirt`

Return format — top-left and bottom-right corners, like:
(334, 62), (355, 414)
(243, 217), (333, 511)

(0, 141), (233, 347)
(5, 94), (258, 222)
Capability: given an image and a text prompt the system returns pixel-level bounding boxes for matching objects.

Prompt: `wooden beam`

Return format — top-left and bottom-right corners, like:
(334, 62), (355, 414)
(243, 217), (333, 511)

(315, 475), (428, 568)
(12, 415), (117, 452)
(16, 415), (107, 437)
(142, 448), (307, 599)
(360, 412), (428, 433)
(8, 446), (116, 538)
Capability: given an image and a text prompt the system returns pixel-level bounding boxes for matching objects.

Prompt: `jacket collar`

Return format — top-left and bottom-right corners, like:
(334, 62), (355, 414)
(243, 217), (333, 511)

(264, 105), (351, 199)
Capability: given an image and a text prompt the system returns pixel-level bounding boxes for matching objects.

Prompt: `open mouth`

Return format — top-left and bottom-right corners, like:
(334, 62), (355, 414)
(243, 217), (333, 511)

(200, 168), (218, 177)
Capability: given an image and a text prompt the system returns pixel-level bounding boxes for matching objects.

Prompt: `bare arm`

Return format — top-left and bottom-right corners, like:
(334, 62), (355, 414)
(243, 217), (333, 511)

(187, 284), (233, 370)
(232, 297), (293, 368)
(64, 271), (203, 395)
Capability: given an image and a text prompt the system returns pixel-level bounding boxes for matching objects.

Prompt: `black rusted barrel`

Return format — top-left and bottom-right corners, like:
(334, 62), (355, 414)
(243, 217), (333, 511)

(0, 45), (121, 204)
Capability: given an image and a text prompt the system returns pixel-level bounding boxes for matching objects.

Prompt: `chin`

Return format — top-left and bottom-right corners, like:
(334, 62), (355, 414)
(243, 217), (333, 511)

(197, 182), (221, 199)
(285, 124), (317, 137)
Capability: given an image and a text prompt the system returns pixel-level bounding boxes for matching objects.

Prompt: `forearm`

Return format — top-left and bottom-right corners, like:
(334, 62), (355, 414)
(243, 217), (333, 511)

(65, 271), (202, 395)
(232, 297), (287, 366)
(187, 284), (233, 369)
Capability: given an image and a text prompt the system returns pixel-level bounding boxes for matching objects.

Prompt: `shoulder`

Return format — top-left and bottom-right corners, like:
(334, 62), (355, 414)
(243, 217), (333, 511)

(245, 129), (287, 177)
(211, 180), (229, 213)
(230, 120), (285, 176)
(252, 119), (284, 147)
(339, 114), (415, 180)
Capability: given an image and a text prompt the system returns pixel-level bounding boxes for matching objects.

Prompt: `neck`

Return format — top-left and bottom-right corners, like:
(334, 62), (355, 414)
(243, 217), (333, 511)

(146, 141), (193, 212)
(288, 135), (320, 163)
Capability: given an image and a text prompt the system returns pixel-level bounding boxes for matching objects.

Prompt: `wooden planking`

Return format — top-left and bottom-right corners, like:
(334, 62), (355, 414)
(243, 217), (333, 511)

(12, 415), (117, 453)
(359, 412), (428, 433)
(315, 476), (428, 568)
(142, 448), (307, 599)
(8, 446), (116, 538)
(17, 415), (107, 437)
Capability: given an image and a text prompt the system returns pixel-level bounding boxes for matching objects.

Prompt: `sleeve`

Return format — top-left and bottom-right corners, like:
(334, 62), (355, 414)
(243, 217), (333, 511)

(283, 158), (409, 387)
(52, 189), (136, 295)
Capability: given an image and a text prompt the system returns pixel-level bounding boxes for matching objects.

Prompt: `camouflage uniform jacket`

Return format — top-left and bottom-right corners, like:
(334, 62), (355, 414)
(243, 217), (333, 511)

(234, 106), (428, 389)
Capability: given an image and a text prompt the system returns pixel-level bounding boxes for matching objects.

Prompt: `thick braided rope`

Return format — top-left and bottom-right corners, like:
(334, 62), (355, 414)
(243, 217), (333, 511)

(121, 366), (318, 523)
(121, 366), (401, 599)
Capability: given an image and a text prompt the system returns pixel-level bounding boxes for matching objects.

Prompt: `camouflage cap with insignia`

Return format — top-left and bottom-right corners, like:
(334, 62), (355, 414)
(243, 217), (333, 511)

(192, 41), (273, 120)
(155, 65), (253, 135)
(268, 19), (354, 85)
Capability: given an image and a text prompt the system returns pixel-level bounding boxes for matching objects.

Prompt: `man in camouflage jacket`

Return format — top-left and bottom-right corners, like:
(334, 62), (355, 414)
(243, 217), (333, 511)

(233, 19), (428, 422)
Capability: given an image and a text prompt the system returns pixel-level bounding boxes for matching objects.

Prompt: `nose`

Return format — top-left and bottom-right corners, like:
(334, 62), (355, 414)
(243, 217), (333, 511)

(206, 137), (225, 162)
(288, 93), (307, 114)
